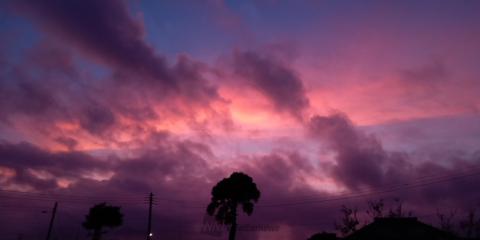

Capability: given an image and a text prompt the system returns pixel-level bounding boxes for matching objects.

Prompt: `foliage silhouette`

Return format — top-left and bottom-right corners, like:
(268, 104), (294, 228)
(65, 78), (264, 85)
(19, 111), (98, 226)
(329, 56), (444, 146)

(207, 172), (261, 240)
(366, 199), (384, 219)
(82, 202), (123, 240)
(329, 199), (480, 239)
(436, 209), (457, 234)
(334, 205), (360, 236)
(459, 208), (480, 238)
(387, 198), (412, 218)
(335, 198), (413, 236)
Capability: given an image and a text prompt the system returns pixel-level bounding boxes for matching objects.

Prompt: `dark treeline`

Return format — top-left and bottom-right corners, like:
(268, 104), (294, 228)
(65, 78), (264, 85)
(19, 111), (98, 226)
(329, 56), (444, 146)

(313, 198), (480, 240)
(5, 172), (480, 240)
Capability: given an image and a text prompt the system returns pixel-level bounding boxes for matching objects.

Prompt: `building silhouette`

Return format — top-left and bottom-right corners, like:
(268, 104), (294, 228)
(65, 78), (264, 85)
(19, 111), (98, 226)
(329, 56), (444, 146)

(309, 217), (463, 240)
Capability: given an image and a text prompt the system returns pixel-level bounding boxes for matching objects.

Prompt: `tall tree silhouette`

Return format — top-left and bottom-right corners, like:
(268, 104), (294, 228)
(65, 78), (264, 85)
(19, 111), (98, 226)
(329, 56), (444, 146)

(207, 172), (261, 240)
(82, 202), (123, 240)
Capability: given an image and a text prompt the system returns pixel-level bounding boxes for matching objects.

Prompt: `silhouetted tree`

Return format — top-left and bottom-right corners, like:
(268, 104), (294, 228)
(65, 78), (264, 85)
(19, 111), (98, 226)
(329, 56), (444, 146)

(207, 172), (261, 240)
(459, 208), (480, 238)
(366, 199), (384, 219)
(436, 209), (457, 234)
(387, 198), (413, 218)
(335, 198), (417, 236)
(334, 205), (360, 236)
(82, 203), (123, 240)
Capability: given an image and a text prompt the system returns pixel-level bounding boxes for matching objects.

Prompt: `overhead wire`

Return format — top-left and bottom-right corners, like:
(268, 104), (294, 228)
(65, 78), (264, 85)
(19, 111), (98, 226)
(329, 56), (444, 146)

(0, 167), (478, 209)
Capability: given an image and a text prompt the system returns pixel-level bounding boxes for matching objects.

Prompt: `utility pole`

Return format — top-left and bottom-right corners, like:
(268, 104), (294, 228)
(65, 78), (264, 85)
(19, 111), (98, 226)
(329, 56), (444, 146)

(45, 201), (58, 240)
(146, 192), (154, 240)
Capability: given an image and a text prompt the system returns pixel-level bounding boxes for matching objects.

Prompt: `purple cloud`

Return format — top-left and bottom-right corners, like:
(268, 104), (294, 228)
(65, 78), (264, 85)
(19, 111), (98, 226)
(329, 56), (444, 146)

(13, 0), (219, 103)
(233, 51), (310, 119)
(307, 113), (480, 211)
(308, 113), (385, 189)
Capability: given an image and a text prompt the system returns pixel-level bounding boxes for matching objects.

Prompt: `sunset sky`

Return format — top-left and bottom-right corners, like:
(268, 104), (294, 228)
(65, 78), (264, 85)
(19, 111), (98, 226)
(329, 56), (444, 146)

(1, 1), (480, 239)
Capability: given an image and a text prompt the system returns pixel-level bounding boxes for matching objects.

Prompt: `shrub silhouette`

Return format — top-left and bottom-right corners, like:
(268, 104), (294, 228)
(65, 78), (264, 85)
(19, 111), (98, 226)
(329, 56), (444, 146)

(335, 205), (360, 236)
(207, 172), (261, 240)
(82, 202), (123, 240)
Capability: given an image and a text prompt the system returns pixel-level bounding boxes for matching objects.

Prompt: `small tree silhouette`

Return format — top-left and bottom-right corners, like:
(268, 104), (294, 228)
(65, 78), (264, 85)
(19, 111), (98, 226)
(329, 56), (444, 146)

(366, 199), (384, 219)
(83, 202), (123, 240)
(335, 205), (360, 236)
(385, 198), (414, 218)
(207, 172), (261, 240)
(459, 208), (480, 238)
(436, 209), (457, 234)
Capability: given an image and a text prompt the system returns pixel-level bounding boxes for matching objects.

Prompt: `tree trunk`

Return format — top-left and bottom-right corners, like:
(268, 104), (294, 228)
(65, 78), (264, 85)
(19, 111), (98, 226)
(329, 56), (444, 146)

(228, 204), (238, 240)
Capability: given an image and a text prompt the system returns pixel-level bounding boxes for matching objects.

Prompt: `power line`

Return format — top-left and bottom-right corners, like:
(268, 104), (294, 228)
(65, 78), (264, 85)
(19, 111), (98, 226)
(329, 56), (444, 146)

(0, 167), (478, 209)
(259, 165), (480, 203)
(257, 170), (480, 207)
(0, 189), (205, 204)
(0, 189), (143, 200)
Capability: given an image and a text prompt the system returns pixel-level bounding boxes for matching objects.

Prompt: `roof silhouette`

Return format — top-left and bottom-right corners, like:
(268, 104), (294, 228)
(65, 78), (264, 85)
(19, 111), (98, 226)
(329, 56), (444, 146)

(307, 232), (338, 240)
(343, 217), (458, 240)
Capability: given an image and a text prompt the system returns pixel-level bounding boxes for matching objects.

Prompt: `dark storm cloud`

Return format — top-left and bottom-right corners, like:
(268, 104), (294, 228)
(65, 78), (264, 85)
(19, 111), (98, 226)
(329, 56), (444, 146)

(25, 41), (78, 78)
(0, 136), (333, 239)
(240, 151), (480, 239)
(14, 0), (170, 84)
(233, 51), (310, 119)
(230, 152), (362, 240)
(79, 105), (116, 135)
(0, 75), (57, 116)
(172, 54), (220, 103)
(0, 141), (109, 190)
(0, 137), (222, 239)
(308, 113), (385, 189)
(0, 41), (223, 150)
(54, 136), (78, 150)
(1, 1), (226, 143)
(411, 158), (480, 205)
(0, 46), (116, 136)
(237, 152), (327, 204)
(1, 136), (479, 239)
(0, 42), (76, 123)
(13, 0), (219, 103)
(239, 152), (315, 193)
(111, 140), (213, 192)
(307, 113), (480, 210)
(0, 134), (217, 195)
(0, 42), (76, 119)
